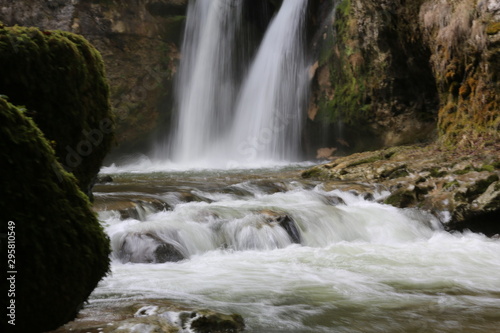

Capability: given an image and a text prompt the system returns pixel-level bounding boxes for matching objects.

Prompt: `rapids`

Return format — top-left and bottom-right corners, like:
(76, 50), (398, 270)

(92, 165), (500, 333)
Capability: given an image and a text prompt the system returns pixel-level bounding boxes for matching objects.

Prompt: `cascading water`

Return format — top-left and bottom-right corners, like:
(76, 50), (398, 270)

(91, 2), (500, 332)
(166, 0), (244, 164)
(226, 0), (309, 163)
(161, 0), (309, 166)
(92, 167), (500, 333)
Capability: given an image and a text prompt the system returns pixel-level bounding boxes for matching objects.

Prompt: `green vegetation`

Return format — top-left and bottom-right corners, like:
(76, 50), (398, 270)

(486, 22), (500, 35)
(0, 97), (110, 332)
(0, 25), (114, 197)
(317, 0), (371, 125)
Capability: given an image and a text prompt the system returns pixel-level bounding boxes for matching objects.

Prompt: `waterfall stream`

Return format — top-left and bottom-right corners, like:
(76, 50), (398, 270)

(158, 0), (309, 166)
(91, 1), (500, 332)
(92, 166), (500, 333)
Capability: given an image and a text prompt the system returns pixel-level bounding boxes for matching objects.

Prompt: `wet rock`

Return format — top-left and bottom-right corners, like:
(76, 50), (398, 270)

(97, 175), (114, 183)
(119, 200), (168, 220)
(303, 144), (500, 236)
(190, 311), (245, 333)
(260, 210), (301, 244)
(154, 242), (185, 263)
(94, 194), (170, 219)
(118, 232), (185, 263)
(49, 299), (244, 333)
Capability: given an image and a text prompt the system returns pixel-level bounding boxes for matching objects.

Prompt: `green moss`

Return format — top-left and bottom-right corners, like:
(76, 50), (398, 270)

(480, 164), (495, 172)
(384, 190), (416, 208)
(316, 0), (371, 126)
(301, 167), (325, 179)
(381, 165), (409, 179)
(0, 25), (114, 197)
(454, 166), (474, 175)
(0, 98), (110, 331)
(426, 167), (448, 178)
(462, 175), (500, 202)
(486, 22), (500, 35)
(347, 154), (383, 167)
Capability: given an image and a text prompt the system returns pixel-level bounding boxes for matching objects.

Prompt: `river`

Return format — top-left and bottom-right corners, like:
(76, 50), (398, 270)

(89, 163), (500, 333)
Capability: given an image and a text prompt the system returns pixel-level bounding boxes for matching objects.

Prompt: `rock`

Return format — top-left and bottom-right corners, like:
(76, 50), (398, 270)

(0, 97), (110, 332)
(303, 143), (500, 236)
(48, 299), (245, 333)
(97, 175), (114, 183)
(305, 0), (439, 157)
(260, 210), (301, 244)
(305, 0), (499, 157)
(0, 25), (114, 198)
(117, 232), (185, 263)
(0, 0), (187, 155)
(190, 311), (245, 333)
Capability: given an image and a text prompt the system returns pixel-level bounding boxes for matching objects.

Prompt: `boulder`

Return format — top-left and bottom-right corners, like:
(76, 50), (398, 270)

(260, 210), (302, 244)
(117, 232), (185, 263)
(0, 97), (110, 332)
(0, 25), (114, 198)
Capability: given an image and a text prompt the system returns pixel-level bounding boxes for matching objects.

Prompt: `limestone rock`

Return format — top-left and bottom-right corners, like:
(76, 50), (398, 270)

(302, 144), (500, 236)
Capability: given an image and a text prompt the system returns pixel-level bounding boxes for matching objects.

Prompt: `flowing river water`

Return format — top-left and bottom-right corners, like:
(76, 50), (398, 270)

(90, 163), (500, 333)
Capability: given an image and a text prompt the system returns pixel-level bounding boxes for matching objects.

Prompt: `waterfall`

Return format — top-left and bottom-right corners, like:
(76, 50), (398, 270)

(168, 0), (244, 163)
(228, 0), (309, 163)
(163, 0), (310, 166)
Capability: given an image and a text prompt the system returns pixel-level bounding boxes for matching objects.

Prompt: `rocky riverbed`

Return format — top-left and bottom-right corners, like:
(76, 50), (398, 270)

(302, 143), (500, 236)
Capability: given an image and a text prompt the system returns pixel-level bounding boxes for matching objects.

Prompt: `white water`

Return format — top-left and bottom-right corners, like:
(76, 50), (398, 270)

(166, 0), (243, 163)
(227, 0), (309, 163)
(93, 168), (500, 332)
(157, 0), (310, 166)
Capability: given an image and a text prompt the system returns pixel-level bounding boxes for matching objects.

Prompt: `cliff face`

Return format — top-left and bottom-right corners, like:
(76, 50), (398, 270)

(1, 0), (498, 156)
(419, 0), (500, 147)
(307, 0), (499, 156)
(0, 0), (187, 153)
(304, 0), (500, 235)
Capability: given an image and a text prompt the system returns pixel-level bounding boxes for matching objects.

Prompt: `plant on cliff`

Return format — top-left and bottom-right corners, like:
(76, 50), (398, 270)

(0, 25), (114, 197)
(420, 0), (500, 147)
(0, 97), (110, 332)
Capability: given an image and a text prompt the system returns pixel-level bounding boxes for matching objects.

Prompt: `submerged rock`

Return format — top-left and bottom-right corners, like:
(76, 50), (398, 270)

(260, 210), (302, 244)
(48, 299), (245, 333)
(117, 232), (185, 263)
(189, 311), (245, 333)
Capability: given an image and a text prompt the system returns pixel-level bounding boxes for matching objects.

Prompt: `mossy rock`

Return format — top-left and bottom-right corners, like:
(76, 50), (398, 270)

(486, 22), (500, 35)
(384, 189), (417, 208)
(0, 25), (114, 197)
(0, 98), (110, 331)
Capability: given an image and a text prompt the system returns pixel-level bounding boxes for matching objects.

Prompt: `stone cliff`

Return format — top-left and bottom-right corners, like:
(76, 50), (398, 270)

(304, 0), (500, 235)
(306, 0), (499, 156)
(0, 0), (187, 154)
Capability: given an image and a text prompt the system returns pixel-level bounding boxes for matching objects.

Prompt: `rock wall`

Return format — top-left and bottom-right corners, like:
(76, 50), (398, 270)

(419, 0), (500, 147)
(306, 0), (499, 157)
(306, 0), (439, 157)
(0, 0), (187, 154)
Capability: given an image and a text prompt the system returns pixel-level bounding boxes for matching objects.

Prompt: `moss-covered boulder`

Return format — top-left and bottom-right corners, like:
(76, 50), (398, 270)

(0, 97), (110, 332)
(0, 25), (114, 197)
